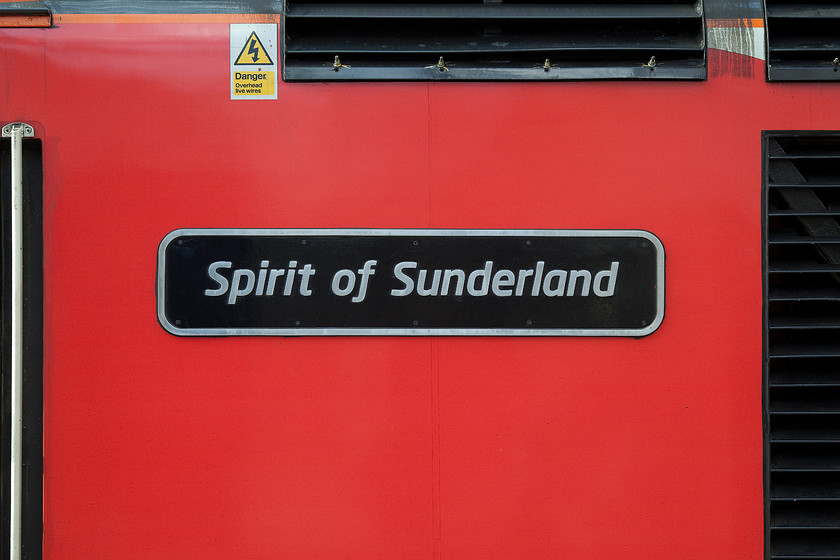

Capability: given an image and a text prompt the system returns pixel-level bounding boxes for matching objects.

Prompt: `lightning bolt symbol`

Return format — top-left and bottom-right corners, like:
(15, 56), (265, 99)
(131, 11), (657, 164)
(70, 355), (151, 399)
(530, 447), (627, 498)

(248, 39), (260, 63)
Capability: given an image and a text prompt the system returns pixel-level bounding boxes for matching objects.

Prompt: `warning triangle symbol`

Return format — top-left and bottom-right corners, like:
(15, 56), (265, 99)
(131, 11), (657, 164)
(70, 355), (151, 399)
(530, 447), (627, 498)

(235, 31), (274, 65)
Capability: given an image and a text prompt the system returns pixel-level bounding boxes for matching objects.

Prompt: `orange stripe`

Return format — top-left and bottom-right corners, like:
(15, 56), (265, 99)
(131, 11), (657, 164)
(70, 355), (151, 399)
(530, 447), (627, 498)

(707, 17), (764, 28)
(54, 13), (281, 24)
(0, 13), (51, 26)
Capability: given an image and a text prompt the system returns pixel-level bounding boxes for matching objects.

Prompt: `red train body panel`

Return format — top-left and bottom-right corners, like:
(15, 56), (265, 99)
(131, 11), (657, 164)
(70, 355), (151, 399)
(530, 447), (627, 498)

(2, 2), (838, 558)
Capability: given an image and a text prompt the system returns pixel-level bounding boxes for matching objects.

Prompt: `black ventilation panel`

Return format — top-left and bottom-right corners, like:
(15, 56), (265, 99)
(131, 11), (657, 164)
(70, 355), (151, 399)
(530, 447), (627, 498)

(764, 132), (840, 560)
(765, 2), (840, 81)
(283, 1), (706, 81)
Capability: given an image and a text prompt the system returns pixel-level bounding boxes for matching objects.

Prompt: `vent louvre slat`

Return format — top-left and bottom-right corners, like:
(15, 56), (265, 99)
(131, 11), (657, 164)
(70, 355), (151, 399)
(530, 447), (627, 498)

(771, 37), (840, 52)
(770, 386), (840, 414)
(767, 5), (840, 18)
(766, 133), (840, 558)
(769, 233), (840, 244)
(287, 3), (704, 20)
(770, 361), (840, 385)
(771, 442), (840, 469)
(768, 261), (840, 272)
(769, 210), (840, 216)
(770, 345), (840, 358)
(772, 499), (840, 531)
(766, 2), (840, 81)
(771, 470), (840, 498)
(770, 415), (840, 441)
(770, 557), (840, 559)
(282, 1), (706, 81)
(770, 184), (840, 189)
(772, 468), (840, 473)
(770, 316), (840, 329)
(286, 34), (704, 55)
(769, 155), (840, 160)
(770, 556), (840, 559)
(768, 285), (840, 302)
(770, 529), (840, 556)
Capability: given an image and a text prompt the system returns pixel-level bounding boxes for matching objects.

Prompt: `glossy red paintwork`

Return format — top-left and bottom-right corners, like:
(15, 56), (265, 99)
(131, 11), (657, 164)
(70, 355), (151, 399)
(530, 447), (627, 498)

(3, 20), (838, 559)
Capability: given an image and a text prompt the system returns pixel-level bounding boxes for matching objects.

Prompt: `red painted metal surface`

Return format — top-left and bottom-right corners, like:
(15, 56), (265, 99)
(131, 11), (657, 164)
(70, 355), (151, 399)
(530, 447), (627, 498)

(2, 18), (838, 559)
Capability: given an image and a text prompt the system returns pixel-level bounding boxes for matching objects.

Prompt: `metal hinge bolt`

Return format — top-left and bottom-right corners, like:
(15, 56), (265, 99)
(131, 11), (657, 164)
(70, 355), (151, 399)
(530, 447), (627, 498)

(1, 123), (35, 138)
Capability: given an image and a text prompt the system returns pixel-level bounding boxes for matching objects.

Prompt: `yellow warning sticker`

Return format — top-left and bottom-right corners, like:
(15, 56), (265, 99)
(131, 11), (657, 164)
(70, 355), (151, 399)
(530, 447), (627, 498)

(230, 24), (277, 100)
(232, 71), (276, 96)
(234, 31), (274, 66)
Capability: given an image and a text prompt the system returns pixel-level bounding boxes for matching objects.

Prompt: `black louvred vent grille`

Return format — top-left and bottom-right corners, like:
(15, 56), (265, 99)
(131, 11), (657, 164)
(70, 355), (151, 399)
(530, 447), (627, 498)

(283, 1), (706, 81)
(764, 132), (840, 559)
(765, 2), (840, 81)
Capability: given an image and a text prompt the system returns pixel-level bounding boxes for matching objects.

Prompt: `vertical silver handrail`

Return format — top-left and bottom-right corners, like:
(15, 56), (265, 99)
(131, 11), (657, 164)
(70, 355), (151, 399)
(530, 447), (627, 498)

(3, 122), (34, 560)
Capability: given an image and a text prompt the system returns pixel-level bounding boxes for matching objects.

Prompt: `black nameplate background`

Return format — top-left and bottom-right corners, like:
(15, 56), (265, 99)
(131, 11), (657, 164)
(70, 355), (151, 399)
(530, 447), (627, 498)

(157, 229), (664, 336)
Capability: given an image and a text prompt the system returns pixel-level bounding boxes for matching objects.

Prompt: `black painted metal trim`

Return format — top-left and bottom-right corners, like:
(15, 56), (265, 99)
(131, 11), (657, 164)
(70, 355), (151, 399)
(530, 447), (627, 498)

(2, 0), (762, 19)
(7, 0), (282, 15)
(1, 138), (44, 560)
(286, 4), (703, 20)
(283, 1), (707, 82)
(704, 0), (763, 19)
(764, 0), (840, 82)
(763, 130), (840, 560)
(0, 3), (50, 16)
(762, 130), (771, 560)
(284, 63), (706, 82)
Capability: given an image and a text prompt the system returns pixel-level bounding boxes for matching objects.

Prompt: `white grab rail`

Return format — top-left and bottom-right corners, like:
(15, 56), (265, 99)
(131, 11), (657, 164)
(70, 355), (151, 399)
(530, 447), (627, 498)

(3, 122), (34, 560)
